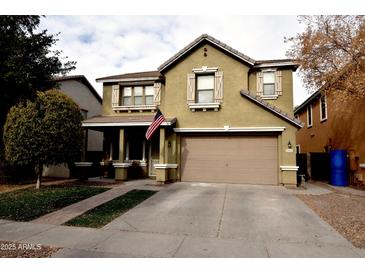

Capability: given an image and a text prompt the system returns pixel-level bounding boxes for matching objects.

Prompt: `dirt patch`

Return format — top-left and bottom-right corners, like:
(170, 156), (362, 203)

(59, 179), (122, 188)
(0, 184), (33, 193)
(0, 241), (60, 258)
(0, 178), (75, 193)
(297, 192), (365, 248)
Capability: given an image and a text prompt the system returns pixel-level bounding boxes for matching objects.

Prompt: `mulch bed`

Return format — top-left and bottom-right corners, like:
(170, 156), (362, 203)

(0, 241), (60, 258)
(297, 192), (365, 248)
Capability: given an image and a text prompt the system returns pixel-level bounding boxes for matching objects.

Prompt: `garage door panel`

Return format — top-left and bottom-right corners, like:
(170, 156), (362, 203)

(181, 136), (278, 185)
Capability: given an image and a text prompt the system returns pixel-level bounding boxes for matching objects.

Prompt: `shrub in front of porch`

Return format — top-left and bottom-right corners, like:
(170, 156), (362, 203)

(3, 91), (83, 188)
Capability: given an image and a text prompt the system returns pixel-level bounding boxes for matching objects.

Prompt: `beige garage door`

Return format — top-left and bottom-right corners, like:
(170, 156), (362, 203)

(180, 136), (278, 185)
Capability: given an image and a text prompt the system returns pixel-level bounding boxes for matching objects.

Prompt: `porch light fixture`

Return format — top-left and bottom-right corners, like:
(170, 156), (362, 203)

(287, 141), (292, 149)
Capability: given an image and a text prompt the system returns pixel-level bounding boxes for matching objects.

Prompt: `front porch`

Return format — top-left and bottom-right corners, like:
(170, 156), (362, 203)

(81, 115), (178, 184)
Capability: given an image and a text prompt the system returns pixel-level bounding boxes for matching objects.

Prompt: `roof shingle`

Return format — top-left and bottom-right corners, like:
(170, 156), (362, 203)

(240, 90), (303, 128)
(96, 71), (163, 81)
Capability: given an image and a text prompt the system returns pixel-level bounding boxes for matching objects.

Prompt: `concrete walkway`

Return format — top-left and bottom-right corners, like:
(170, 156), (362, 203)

(32, 179), (162, 226)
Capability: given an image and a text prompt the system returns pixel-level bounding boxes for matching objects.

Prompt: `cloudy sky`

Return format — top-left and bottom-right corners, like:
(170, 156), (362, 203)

(40, 15), (309, 106)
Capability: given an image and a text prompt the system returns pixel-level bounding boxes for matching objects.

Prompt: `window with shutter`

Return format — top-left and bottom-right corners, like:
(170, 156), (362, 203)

(112, 85), (158, 112)
(187, 73), (196, 104)
(275, 70), (282, 95)
(258, 69), (283, 99)
(153, 83), (161, 105)
(187, 67), (222, 111)
(112, 85), (120, 107)
(214, 71), (223, 103)
(256, 72), (263, 96)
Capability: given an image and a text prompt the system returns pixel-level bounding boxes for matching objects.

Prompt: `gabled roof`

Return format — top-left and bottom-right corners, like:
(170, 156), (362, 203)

(158, 34), (298, 72)
(294, 89), (322, 115)
(54, 75), (102, 104)
(240, 90), (303, 128)
(158, 34), (256, 72)
(254, 59), (299, 70)
(96, 71), (163, 82)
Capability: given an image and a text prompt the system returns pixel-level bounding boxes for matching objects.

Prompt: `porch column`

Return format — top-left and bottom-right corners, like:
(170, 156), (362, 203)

(109, 142), (113, 161)
(140, 138), (148, 176)
(119, 128), (125, 161)
(142, 139), (146, 161)
(159, 128), (165, 164)
(125, 140), (129, 161)
(113, 128), (130, 182)
(156, 127), (168, 183)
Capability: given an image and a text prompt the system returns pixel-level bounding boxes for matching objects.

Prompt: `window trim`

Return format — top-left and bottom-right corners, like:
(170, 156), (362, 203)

(307, 104), (313, 128)
(121, 86), (154, 106)
(320, 94), (328, 122)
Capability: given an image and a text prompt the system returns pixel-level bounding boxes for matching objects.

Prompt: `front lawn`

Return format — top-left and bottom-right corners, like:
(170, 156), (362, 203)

(0, 186), (109, 221)
(65, 189), (156, 228)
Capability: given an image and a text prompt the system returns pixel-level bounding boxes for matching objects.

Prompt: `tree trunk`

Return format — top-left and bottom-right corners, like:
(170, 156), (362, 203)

(36, 164), (43, 189)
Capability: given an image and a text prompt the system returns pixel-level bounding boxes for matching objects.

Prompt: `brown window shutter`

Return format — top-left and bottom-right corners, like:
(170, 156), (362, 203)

(256, 72), (263, 96)
(214, 71), (224, 103)
(275, 70), (282, 95)
(187, 73), (196, 103)
(112, 85), (120, 106)
(153, 82), (162, 105)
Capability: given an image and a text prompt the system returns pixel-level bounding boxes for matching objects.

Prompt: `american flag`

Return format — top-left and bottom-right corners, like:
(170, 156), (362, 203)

(145, 109), (165, 140)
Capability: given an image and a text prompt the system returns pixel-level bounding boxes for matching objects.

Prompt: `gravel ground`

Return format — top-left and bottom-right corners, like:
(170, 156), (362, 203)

(297, 192), (365, 248)
(0, 241), (61, 258)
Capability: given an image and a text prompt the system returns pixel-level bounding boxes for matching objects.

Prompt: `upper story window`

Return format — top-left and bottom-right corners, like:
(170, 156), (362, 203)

(145, 86), (154, 105)
(263, 72), (275, 96)
(121, 86), (154, 106)
(320, 94), (327, 121)
(196, 74), (215, 103)
(257, 70), (282, 99)
(307, 104), (313, 128)
(186, 67), (223, 112)
(122, 87), (132, 106)
(112, 84), (161, 112)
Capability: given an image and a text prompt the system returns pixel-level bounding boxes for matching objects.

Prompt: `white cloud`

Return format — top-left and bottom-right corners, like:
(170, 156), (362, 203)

(40, 15), (309, 106)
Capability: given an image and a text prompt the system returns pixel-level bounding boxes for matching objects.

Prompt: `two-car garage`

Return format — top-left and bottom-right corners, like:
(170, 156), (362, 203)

(180, 135), (278, 185)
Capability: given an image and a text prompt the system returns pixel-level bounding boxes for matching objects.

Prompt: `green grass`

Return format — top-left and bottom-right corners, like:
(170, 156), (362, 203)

(65, 189), (157, 228)
(0, 186), (109, 221)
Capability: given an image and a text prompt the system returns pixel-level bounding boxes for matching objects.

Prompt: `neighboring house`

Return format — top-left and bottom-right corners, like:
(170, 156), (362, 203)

(43, 75), (103, 178)
(83, 34), (302, 185)
(294, 90), (365, 183)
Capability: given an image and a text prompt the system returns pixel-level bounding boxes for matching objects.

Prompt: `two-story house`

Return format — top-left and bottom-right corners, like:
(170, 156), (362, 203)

(294, 89), (365, 183)
(83, 34), (302, 186)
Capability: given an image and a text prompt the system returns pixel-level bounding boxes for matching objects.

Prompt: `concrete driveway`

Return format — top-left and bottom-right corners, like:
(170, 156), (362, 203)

(2, 181), (362, 257)
(98, 182), (361, 257)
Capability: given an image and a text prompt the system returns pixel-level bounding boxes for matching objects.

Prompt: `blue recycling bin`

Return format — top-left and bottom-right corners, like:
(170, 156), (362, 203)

(329, 150), (348, 186)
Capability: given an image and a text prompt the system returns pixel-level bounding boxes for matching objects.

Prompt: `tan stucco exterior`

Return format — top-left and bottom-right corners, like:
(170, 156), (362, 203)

(96, 39), (299, 186)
